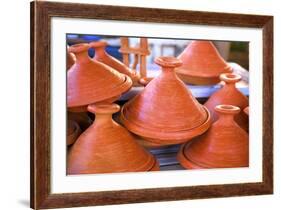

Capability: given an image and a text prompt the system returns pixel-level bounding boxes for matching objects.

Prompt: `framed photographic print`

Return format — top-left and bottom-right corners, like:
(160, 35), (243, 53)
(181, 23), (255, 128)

(30, 1), (273, 209)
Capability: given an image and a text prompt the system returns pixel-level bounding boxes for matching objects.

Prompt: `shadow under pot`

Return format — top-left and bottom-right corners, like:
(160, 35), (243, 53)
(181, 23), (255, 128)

(178, 105), (249, 169)
(67, 111), (92, 131)
(67, 43), (132, 111)
(120, 56), (211, 146)
(67, 103), (159, 175)
(67, 120), (82, 146)
(204, 73), (249, 132)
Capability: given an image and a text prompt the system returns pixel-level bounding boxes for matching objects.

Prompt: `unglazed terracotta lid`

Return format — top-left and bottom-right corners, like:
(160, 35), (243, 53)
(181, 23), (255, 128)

(178, 105), (249, 169)
(67, 103), (158, 174)
(120, 56), (211, 143)
(204, 73), (249, 131)
(67, 43), (132, 108)
(176, 41), (232, 85)
(89, 40), (140, 82)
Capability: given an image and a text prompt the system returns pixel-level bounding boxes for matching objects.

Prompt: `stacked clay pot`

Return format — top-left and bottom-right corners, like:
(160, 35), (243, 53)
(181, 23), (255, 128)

(67, 43), (132, 112)
(89, 40), (140, 83)
(120, 56), (211, 146)
(178, 105), (249, 169)
(204, 73), (249, 131)
(176, 41), (232, 85)
(68, 103), (159, 174)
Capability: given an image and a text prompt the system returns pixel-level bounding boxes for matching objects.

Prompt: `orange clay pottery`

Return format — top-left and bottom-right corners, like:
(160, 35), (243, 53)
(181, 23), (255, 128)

(176, 41), (232, 85)
(204, 73), (249, 131)
(67, 43), (132, 109)
(89, 40), (140, 83)
(120, 56), (211, 146)
(67, 111), (92, 131)
(67, 103), (159, 174)
(67, 120), (82, 146)
(178, 105), (249, 169)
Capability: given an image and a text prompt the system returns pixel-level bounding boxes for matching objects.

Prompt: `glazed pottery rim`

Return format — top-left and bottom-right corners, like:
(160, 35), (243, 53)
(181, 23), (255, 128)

(120, 105), (211, 141)
(67, 74), (132, 107)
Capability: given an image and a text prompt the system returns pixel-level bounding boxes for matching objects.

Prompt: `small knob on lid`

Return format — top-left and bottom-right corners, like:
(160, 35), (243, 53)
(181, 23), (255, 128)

(155, 56), (182, 69)
(220, 73), (241, 84)
(87, 103), (120, 114)
(215, 104), (240, 115)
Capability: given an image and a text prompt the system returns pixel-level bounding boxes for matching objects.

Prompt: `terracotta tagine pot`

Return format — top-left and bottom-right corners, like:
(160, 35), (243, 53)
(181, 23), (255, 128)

(120, 56), (211, 146)
(67, 120), (82, 146)
(204, 73), (249, 131)
(176, 41), (232, 85)
(67, 43), (132, 109)
(178, 105), (249, 169)
(67, 103), (159, 174)
(89, 40), (140, 82)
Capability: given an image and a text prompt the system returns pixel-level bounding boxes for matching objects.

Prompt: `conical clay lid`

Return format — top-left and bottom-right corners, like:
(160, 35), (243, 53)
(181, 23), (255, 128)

(176, 41), (232, 85)
(67, 43), (132, 108)
(121, 56), (211, 144)
(204, 73), (249, 131)
(68, 103), (158, 174)
(89, 40), (140, 82)
(178, 105), (249, 169)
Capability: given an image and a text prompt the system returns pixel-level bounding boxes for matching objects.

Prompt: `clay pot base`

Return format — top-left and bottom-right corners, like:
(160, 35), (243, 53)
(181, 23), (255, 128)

(178, 143), (249, 169)
(121, 105), (211, 146)
(149, 159), (160, 171)
(68, 155), (159, 175)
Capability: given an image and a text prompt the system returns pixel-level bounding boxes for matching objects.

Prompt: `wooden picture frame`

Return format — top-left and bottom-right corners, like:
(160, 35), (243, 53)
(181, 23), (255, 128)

(30, 1), (273, 209)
